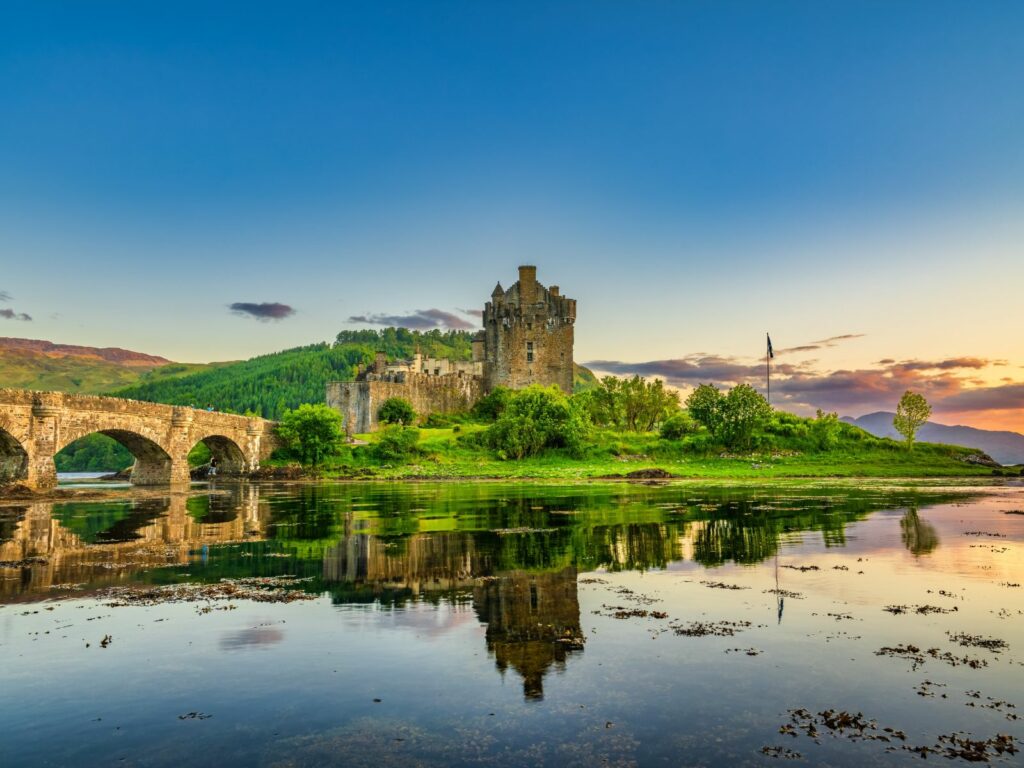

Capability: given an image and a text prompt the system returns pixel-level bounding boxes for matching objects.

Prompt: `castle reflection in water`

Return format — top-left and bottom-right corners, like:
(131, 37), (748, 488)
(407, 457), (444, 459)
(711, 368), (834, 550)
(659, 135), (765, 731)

(0, 481), (955, 698)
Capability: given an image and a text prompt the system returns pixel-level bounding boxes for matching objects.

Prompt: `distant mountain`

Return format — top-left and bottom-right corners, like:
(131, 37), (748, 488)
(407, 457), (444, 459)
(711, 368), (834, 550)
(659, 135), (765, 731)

(842, 411), (1024, 465)
(0, 336), (209, 394)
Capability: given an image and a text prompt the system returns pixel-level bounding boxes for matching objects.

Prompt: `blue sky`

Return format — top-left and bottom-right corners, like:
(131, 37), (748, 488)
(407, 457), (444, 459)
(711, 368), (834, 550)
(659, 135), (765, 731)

(2, 2), (1023, 426)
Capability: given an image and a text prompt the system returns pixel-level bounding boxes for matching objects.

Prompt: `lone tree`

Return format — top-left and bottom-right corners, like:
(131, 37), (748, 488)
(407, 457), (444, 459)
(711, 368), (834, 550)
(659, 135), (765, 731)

(893, 390), (931, 449)
(378, 397), (416, 426)
(276, 404), (345, 466)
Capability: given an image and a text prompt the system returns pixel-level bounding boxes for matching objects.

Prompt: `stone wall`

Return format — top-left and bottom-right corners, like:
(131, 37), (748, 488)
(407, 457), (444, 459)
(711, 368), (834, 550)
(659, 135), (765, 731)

(483, 266), (576, 394)
(0, 388), (280, 489)
(327, 372), (483, 434)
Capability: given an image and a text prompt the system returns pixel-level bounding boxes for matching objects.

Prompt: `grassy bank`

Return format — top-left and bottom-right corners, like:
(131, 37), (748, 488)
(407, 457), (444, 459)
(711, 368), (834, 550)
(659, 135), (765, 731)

(272, 423), (1014, 481)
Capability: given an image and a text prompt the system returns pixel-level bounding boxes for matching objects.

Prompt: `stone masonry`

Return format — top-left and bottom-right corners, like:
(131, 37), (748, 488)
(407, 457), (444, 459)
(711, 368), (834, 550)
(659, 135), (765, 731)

(328, 266), (576, 434)
(0, 388), (280, 490)
(481, 265), (576, 394)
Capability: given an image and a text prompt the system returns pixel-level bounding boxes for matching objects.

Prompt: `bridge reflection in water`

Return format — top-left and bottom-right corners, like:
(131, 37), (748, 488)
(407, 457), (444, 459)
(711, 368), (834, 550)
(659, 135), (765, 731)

(0, 482), (958, 699)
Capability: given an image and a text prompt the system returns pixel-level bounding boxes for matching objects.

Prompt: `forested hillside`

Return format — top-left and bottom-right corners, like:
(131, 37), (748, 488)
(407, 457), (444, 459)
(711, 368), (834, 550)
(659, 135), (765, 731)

(112, 328), (476, 418)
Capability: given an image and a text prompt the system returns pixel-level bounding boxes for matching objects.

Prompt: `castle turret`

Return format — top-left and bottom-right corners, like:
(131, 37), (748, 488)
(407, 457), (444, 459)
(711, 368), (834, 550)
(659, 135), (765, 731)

(481, 267), (575, 394)
(518, 265), (538, 305)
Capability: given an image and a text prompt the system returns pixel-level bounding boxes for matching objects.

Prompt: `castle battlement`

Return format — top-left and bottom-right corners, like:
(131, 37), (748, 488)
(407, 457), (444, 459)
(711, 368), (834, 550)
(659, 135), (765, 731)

(328, 266), (576, 433)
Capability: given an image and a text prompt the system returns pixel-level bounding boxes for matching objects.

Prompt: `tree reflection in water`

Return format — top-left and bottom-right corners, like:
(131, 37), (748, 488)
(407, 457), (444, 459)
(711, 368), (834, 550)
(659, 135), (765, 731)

(900, 507), (940, 556)
(0, 481), (975, 697)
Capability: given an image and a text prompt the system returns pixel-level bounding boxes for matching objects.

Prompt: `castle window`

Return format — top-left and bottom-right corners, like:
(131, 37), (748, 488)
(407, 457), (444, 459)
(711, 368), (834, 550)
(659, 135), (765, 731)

(526, 341), (534, 363)
(527, 322), (532, 331)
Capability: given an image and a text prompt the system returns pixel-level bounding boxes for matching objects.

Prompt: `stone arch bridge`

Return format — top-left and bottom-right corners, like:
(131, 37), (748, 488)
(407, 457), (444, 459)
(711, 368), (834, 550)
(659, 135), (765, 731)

(0, 389), (280, 489)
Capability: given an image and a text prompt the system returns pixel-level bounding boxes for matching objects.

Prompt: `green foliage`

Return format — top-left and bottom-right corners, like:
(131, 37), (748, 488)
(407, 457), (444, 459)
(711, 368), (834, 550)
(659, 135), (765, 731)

(572, 363), (600, 393)
(373, 426), (421, 462)
(719, 384), (773, 449)
(188, 442), (212, 467)
(685, 383), (771, 449)
(335, 328), (474, 361)
(378, 397), (416, 426)
(582, 375), (680, 431)
(113, 328), (475, 419)
(894, 390), (932, 449)
(686, 384), (725, 437)
(659, 412), (699, 440)
(486, 385), (590, 459)
(810, 409), (841, 451)
(472, 387), (512, 421)
(276, 404), (345, 466)
(54, 433), (134, 472)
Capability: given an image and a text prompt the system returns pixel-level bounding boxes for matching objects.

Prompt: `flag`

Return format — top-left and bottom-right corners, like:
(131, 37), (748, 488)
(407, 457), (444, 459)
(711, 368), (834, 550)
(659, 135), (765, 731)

(767, 334), (774, 359)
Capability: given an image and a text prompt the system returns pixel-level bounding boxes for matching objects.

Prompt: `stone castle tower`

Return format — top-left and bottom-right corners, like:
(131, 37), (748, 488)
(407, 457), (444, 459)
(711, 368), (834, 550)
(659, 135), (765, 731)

(475, 266), (576, 394)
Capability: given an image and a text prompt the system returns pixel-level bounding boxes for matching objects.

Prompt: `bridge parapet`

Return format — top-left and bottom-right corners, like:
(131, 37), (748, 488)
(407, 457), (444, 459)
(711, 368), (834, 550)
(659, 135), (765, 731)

(0, 388), (281, 490)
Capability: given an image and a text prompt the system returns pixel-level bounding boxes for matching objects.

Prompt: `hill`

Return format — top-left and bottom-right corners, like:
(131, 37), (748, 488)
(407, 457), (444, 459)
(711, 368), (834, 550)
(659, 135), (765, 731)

(0, 336), (213, 394)
(113, 329), (474, 418)
(842, 411), (1024, 465)
(113, 328), (601, 419)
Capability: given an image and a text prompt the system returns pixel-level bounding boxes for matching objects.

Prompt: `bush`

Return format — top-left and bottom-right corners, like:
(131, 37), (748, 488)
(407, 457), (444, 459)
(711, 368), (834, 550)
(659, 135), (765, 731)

(810, 409), (841, 451)
(472, 387), (512, 421)
(378, 397), (416, 426)
(373, 426), (421, 462)
(580, 375), (680, 431)
(276, 404), (345, 466)
(682, 433), (713, 455)
(485, 385), (589, 459)
(686, 383), (771, 450)
(659, 412), (698, 440)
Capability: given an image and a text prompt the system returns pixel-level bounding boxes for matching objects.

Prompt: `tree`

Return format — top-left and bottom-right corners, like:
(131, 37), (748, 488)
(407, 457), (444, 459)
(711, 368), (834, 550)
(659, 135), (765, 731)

(893, 390), (931, 449)
(378, 397), (416, 425)
(583, 375), (679, 431)
(276, 404), (345, 466)
(685, 384), (725, 436)
(718, 384), (772, 449)
(486, 385), (589, 459)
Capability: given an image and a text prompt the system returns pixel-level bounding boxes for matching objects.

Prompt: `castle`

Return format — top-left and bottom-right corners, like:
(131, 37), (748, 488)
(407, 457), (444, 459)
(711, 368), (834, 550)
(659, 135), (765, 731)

(327, 266), (576, 433)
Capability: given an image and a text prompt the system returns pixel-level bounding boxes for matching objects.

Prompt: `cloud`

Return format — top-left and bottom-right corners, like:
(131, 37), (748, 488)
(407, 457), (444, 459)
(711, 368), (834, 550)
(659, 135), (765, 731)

(0, 308), (32, 321)
(229, 302), (295, 321)
(936, 383), (1024, 412)
(585, 353), (1022, 425)
(777, 333), (864, 355)
(348, 308), (476, 331)
(0, 291), (11, 302)
(460, 308), (484, 318)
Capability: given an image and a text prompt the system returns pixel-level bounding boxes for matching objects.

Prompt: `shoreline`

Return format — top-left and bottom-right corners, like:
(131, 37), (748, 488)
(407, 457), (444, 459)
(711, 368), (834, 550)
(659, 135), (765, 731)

(2, 471), (1020, 506)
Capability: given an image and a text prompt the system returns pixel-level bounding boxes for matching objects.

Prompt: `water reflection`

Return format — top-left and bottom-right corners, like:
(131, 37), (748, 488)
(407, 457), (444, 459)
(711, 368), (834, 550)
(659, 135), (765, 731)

(0, 481), (975, 698)
(900, 506), (940, 556)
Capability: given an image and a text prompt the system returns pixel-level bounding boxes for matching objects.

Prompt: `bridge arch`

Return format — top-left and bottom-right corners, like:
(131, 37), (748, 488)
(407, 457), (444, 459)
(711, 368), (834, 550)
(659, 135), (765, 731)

(59, 429), (175, 486)
(190, 434), (248, 477)
(0, 426), (29, 484)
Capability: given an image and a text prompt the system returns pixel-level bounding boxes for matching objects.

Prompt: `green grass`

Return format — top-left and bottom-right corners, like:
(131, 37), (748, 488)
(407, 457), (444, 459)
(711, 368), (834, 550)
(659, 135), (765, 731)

(282, 423), (1007, 481)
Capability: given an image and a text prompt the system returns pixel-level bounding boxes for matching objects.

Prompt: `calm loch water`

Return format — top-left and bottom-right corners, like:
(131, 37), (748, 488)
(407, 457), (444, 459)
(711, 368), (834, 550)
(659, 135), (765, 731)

(2, 481), (1022, 767)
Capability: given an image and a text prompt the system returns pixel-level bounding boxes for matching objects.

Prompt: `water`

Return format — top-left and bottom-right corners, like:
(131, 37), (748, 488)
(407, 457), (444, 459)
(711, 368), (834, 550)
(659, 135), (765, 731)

(2, 480), (1022, 767)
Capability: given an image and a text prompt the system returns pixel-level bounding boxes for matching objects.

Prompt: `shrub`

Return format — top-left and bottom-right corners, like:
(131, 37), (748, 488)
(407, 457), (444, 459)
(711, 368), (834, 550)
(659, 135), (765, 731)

(718, 384), (772, 450)
(378, 397), (416, 426)
(373, 426), (421, 462)
(581, 375), (680, 431)
(810, 409), (841, 451)
(686, 383), (771, 450)
(472, 387), (512, 421)
(485, 385), (589, 459)
(659, 412), (698, 440)
(276, 404), (345, 466)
